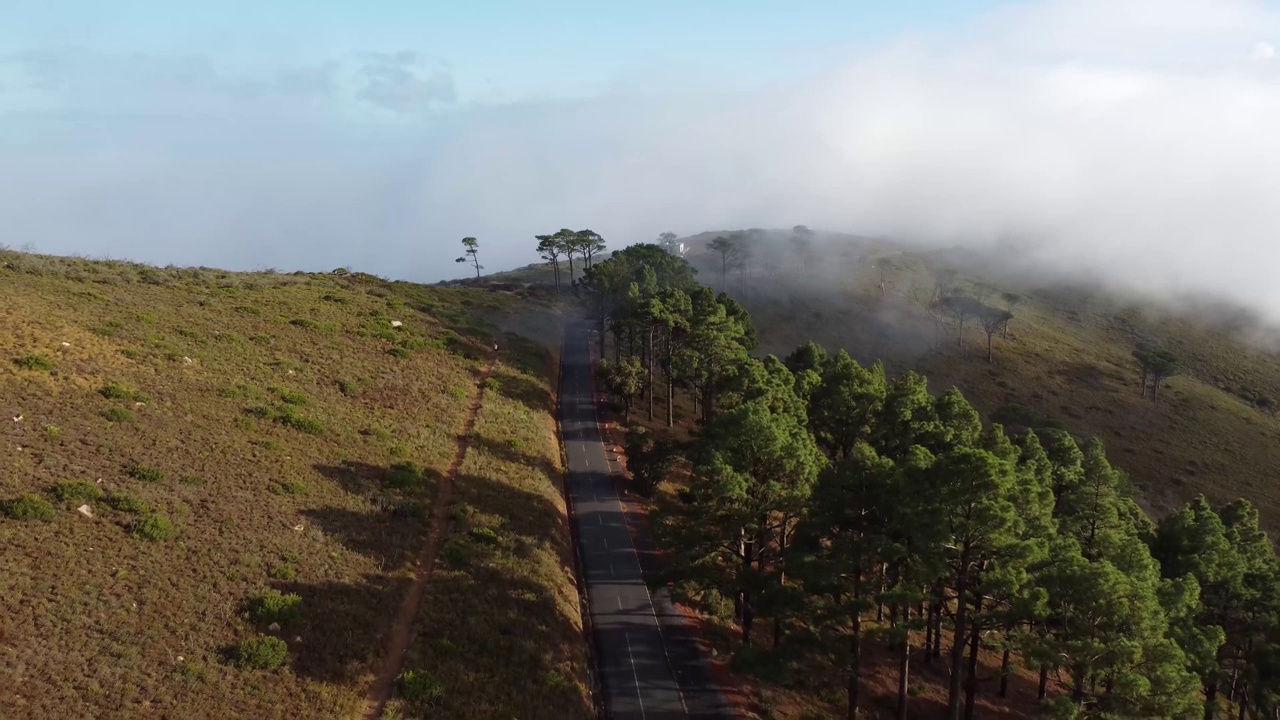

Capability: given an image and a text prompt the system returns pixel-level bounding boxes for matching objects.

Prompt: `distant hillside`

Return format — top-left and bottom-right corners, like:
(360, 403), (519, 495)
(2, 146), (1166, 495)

(670, 231), (1280, 530)
(0, 250), (591, 719)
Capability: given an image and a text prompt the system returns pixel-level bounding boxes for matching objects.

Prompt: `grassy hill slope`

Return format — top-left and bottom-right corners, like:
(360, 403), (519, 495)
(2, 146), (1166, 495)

(0, 250), (589, 719)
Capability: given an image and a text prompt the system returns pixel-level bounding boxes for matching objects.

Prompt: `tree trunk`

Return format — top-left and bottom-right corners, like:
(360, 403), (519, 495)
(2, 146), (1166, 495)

(948, 579), (969, 720)
(848, 571), (863, 720)
(1038, 664), (1049, 702)
(962, 594), (984, 720)
(897, 603), (911, 720)
(930, 583), (945, 661)
(999, 646), (1012, 697)
(924, 603), (935, 659)
(568, 255), (576, 285)
(666, 373), (675, 427)
(741, 538), (755, 645)
(986, 332), (994, 363)
(647, 325), (655, 422)
(1140, 369), (1148, 397)
(1206, 680), (1219, 720)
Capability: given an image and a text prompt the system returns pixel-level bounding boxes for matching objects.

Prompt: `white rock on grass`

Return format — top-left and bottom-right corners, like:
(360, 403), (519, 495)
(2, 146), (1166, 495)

(268, 622), (281, 632)
(390, 320), (403, 328)
(77, 504), (93, 518)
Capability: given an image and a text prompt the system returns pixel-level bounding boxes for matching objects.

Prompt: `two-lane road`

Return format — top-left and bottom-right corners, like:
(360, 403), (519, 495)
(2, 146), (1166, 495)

(560, 321), (732, 720)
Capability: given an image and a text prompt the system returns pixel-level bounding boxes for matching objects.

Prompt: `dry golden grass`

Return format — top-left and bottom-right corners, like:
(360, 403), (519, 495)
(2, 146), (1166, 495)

(0, 249), (582, 719)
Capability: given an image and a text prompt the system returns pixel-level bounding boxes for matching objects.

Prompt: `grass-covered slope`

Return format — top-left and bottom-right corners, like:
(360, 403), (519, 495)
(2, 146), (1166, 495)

(0, 251), (587, 719)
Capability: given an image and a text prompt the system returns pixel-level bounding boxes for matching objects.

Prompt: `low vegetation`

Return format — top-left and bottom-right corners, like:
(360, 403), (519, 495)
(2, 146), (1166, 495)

(0, 248), (574, 717)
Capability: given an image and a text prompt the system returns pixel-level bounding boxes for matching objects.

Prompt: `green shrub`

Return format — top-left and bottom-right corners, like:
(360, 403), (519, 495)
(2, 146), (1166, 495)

(441, 536), (471, 566)
(288, 318), (318, 330)
(173, 661), (210, 683)
(273, 388), (309, 406)
(13, 355), (54, 372)
(100, 383), (133, 399)
(108, 493), (150, 515)
(179, 474), (205, 486)
(469, 526), (499, 545)
(128, 465), (164, 482)
(133, 514), (176, 541)
(276, 410), (323, 436)
(6, 494), (55, 521)
(244, 405), (273, 419)
(234, 635), (288, 670)
(483, 377), (501, 392)
(336, 378), (359, 397)
(361, 426), (392, 442)
(399, 669), (444, 709)
(51, 481), (104, 502)
(387, 346), (412, 359)
(385, 461), (423, 491)
(269, 564), (298, 581)
(103, 407), (134, 423)
(248, 590), (302, 625)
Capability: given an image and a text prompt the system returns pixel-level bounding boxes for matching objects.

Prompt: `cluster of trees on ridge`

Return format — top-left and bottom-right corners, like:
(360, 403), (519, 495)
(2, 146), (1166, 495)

(578, 240), (1280, 720)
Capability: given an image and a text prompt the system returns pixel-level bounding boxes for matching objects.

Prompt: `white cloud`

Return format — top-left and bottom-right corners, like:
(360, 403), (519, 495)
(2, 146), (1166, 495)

(1252, 40), (1276, 60)
(4, 0), (1280, 322)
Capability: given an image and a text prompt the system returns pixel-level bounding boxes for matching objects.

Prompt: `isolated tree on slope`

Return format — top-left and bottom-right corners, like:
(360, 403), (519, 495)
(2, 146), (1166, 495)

(576, 229), (606, 268)
(1000, 292), (1023, 338)
(977, 304), (1014, 363)
(708, 235), (738, 293)
(1133, 343), (1180, 399)
(455, 236), (482, 279)
(535, 233), (564, 292)
(552, 228), (580, 284)
(789, 225), (815, 274)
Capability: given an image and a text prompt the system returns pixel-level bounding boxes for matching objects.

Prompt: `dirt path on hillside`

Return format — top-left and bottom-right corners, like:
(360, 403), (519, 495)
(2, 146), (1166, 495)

(361, 354), (498, 720)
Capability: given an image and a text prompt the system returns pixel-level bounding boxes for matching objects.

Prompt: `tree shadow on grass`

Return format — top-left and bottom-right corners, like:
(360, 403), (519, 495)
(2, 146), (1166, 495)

(464, 433), (561, 482)
(265, 574), (412, 686)
(487, 368), (555, 415)
(301, 505), (428, 571)
(312, 459), (442, 497)
(405, 471), (594, 719)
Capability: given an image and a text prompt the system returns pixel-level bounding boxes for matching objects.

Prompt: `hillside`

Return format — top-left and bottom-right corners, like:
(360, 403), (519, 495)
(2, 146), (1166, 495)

(0, 251), (591, 719)
(660, 232), (1280, 532)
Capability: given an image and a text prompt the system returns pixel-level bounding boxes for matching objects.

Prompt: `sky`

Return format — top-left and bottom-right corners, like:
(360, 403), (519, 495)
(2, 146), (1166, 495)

(4, 0), (1280, 319)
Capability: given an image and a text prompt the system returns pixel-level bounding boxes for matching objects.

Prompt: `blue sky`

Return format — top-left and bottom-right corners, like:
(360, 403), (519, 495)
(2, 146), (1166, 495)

(4, 1), (1014, 104)
(6, 0), (1280, 320)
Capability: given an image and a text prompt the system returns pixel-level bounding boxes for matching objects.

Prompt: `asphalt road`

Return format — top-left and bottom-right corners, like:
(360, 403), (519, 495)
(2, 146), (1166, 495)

(560, 321), (733, 720)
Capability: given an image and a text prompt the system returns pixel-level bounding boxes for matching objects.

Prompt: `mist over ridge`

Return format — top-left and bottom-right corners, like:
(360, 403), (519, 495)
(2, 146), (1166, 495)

(3, 0), (1280, 322)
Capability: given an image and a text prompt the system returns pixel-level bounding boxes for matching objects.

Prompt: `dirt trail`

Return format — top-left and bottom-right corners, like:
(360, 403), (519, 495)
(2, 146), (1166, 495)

(361, 354), (498, 719)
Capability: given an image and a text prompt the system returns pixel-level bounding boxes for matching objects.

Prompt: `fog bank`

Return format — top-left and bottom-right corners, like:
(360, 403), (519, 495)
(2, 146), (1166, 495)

(3, 0), (1280, 319)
